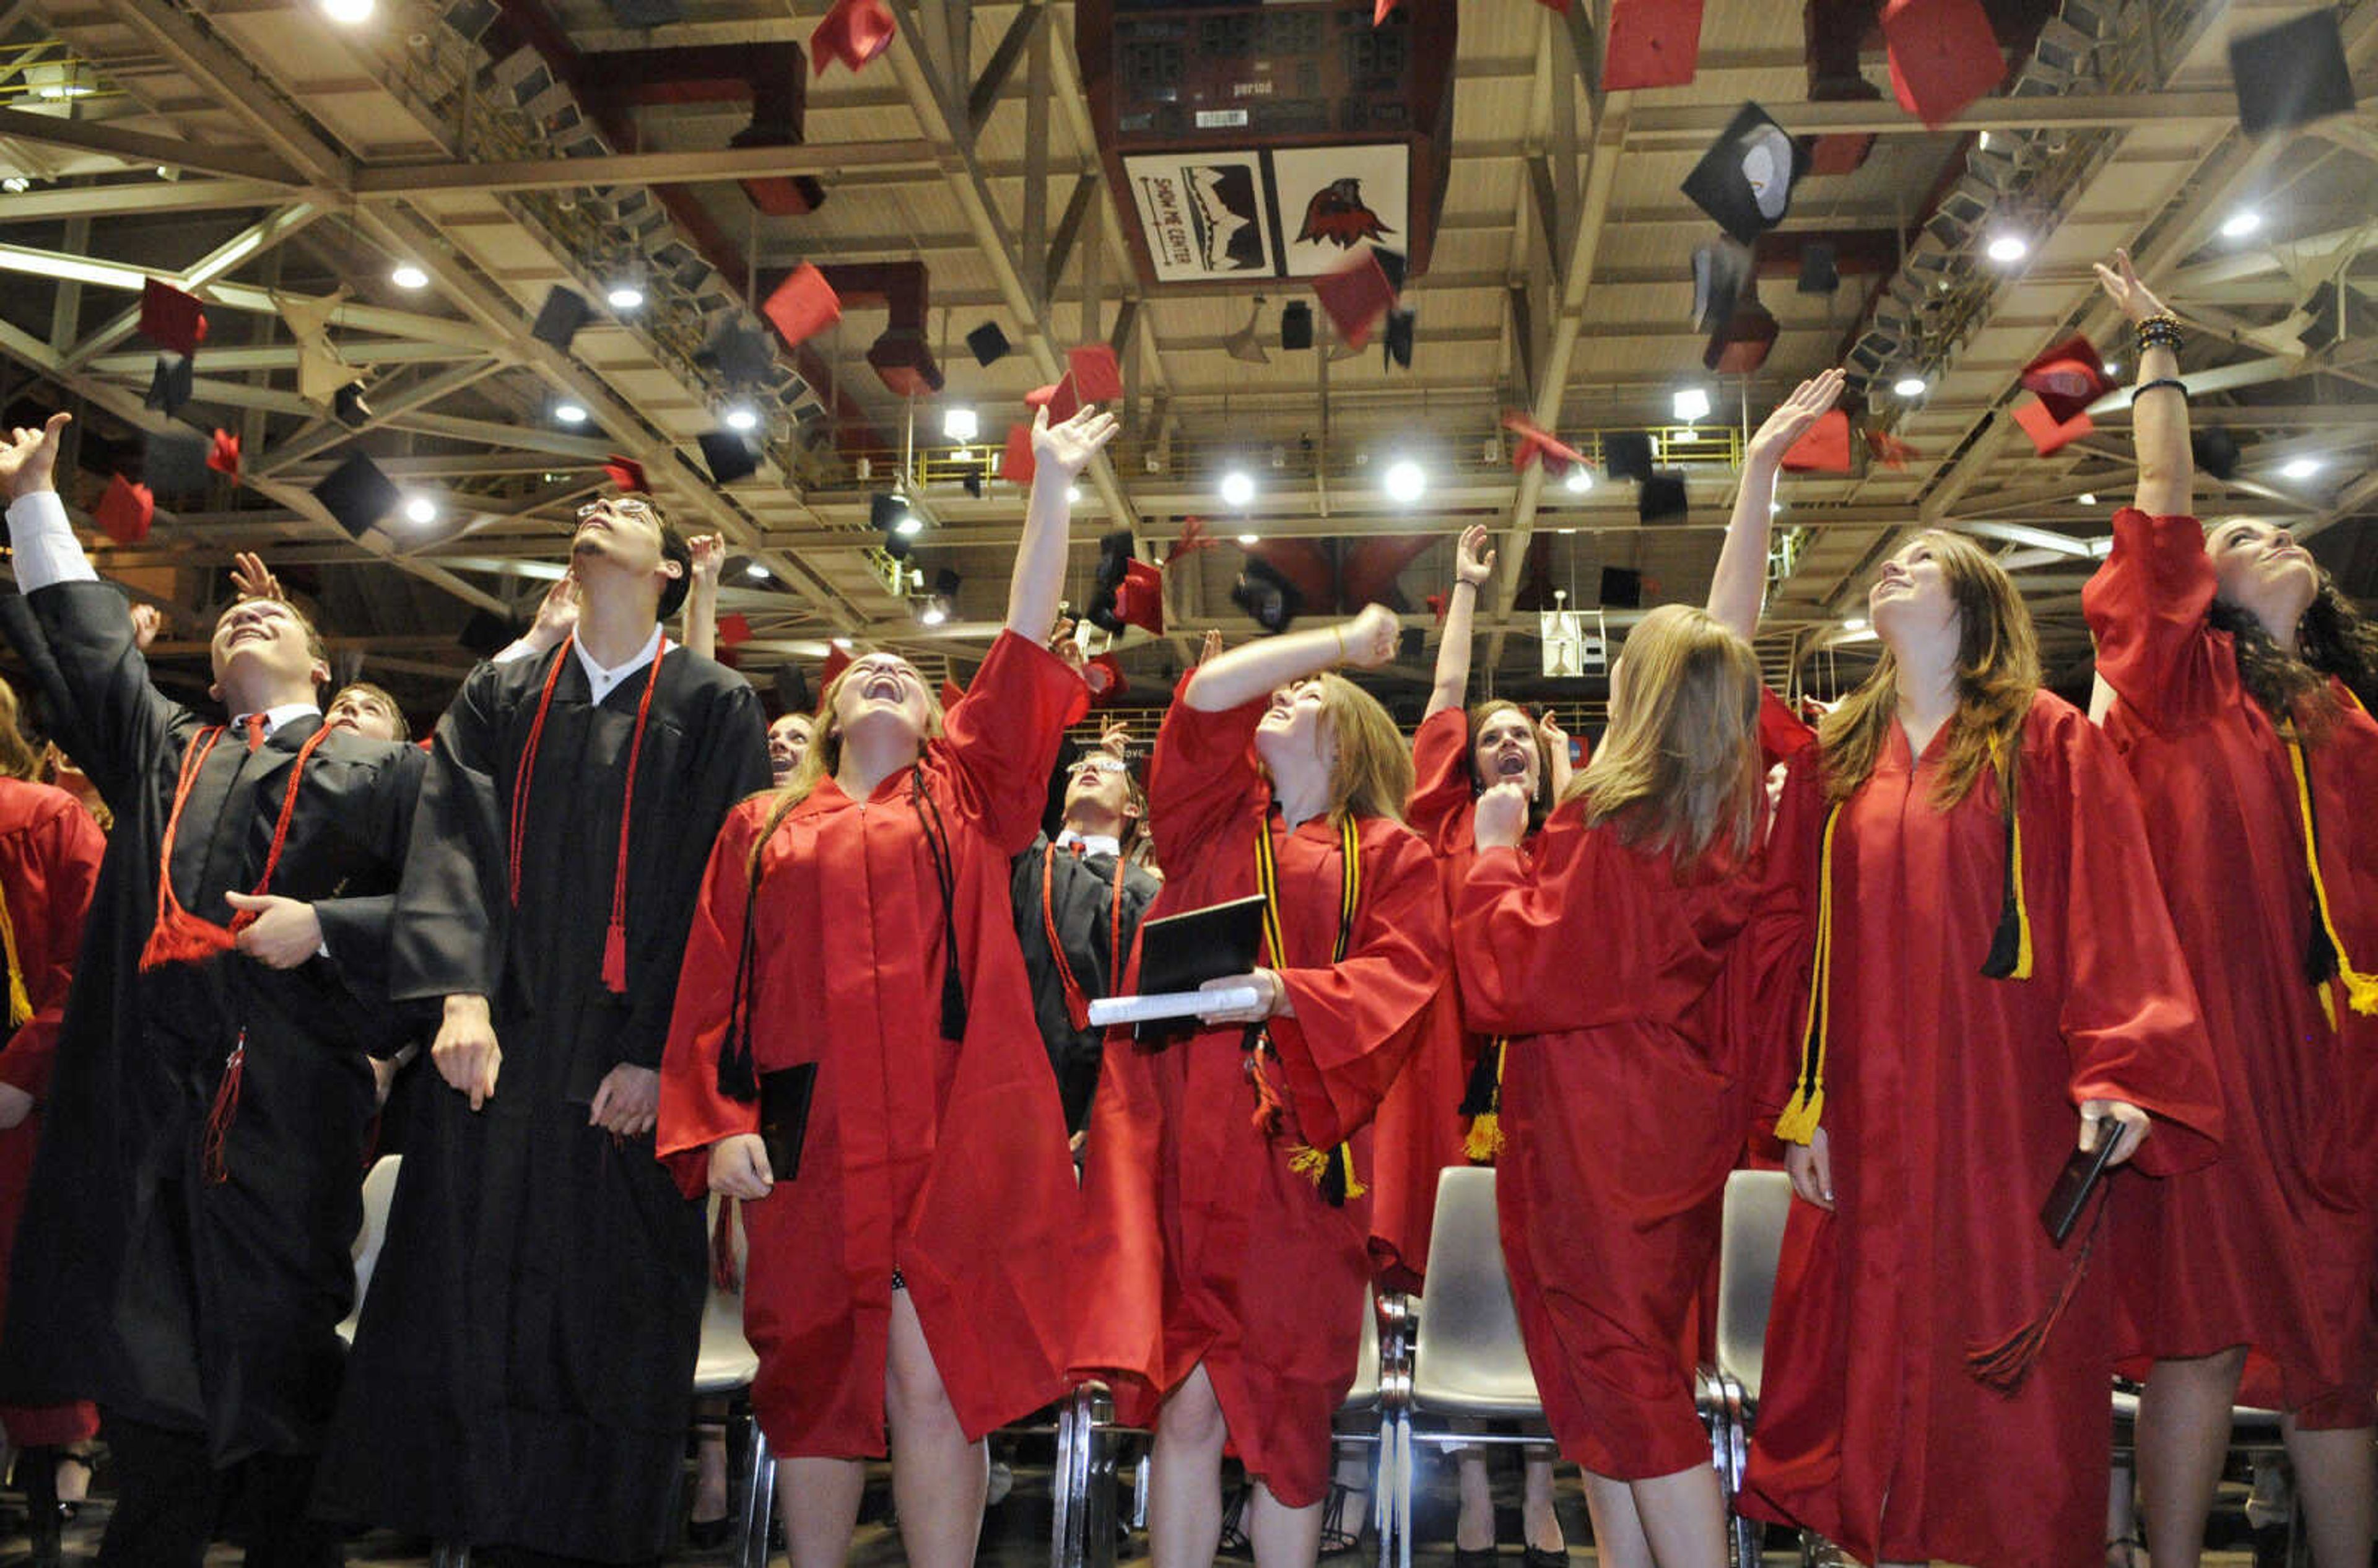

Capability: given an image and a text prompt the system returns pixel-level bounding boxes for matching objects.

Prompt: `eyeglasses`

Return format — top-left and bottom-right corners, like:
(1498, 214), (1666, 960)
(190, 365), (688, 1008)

(577, 498), (657, 524)
(1076, 755), (1130, 775)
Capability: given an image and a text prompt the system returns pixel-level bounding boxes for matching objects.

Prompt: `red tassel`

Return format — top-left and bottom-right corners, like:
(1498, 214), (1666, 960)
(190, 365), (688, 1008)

(710, 1197), (741, 1294)
(139, 907), (237, 973)
(602, 919), (628, 993)
(1966, 1202), (2105, 1393)
(1245, 1045), (1287, 1138)
(201, 1035), (246, 1185)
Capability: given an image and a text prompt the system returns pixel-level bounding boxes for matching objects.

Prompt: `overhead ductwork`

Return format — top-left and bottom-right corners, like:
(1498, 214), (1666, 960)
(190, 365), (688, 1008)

(818, 263), (944, 397)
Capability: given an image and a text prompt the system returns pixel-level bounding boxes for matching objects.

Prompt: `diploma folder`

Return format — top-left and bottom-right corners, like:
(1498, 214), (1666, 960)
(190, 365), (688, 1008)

(758, 1062), (818, 1183)
(1111, 892), (1266, 1041)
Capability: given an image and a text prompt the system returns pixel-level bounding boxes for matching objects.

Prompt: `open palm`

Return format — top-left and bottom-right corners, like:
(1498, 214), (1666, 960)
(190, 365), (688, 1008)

(1747, 369), (1847, 469)
(1032, 405), (1120, 479)
(1, 412), (69, 500)
(2093, 246), (2168, 325)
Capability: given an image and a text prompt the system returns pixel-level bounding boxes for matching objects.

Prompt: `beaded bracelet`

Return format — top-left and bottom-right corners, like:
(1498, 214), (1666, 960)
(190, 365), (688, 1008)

(2135, 312), (2183, 352)
(2134, 377), (2189, 402)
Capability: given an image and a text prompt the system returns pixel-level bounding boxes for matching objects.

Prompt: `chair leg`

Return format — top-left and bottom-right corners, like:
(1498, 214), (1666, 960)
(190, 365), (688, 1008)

(1393, 1414), (1413, 1568)
(1052, 1385), (1096, 1568)
(741, 1424), (777, 1568)
(1084, 1392), (1120, 1568)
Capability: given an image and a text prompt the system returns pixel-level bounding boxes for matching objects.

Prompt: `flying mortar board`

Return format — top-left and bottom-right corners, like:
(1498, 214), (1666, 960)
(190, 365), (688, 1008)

(1381, 308), (1416, 369)
(141, 424), (212, 500)
(312, 451), (402, 540)
(698, 428), (761, 485)
(1604, 429), (1656, 483)
(1639, 469), (1689, 524)
(530, 285), (596, 351)
(2193, 427), (2242, 482)
(1026, 373), (1085, 424)
(1882, 0), (2005, 131)
(1691, 238), (1753, 333)
(95, 474), (155, 546)
(459, 608), (519, 659)
(1780, 408), (1853, 473)
(763, 263), (842, 348)
(817, 644), (854, 710)
(1600, 565), (1645, 610)
(332, 381), (373, 429)
(145, 353), (195, 416)
(2011, 396), (2094, 457)
(773, 661), (812, 714)
(603, 455), (651, 494)
(1313, 249), (1398, 350)
(1798, 240), (1840, 295)
(1681, 102), (1801, 247)
(2019, 335), (2115, 424)
(812, 0), (897, 76)
(1000, 422), (1037, 485)
(1603, 0), (1704, 91)
(1068, 344), (1124, 402)
(966, 321), (1011, 367)
(138, 277), (207, 357)
(700, 318), (778, 385)
(1704, 298), (1779, 375)
(206, 427), (242, 486)
(1083, 652), (1130, 707)
(2230, 9), (2356, 136)
(1503, 411), (1587, 476)
(1281, 301), (1315, 351)
(1231, 555), (1305, 634)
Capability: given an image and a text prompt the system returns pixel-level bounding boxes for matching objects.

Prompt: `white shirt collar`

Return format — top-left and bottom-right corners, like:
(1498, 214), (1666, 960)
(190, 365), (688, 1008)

(1056, 829), (1122, 860)
(572, 624), (664, 703)
(230, 702), (321, 738)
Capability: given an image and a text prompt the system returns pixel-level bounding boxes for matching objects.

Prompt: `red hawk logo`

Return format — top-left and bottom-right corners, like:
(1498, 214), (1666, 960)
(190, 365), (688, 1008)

(1296, 178), (1394, 249)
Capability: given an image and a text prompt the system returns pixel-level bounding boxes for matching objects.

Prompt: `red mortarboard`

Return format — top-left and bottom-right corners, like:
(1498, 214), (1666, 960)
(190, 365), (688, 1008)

(812, 0), (895, 76)
(1083, 653), (1129, 707)
(1112, 557), (1165, 636)
(1068, 344), (1123, 403)
(717, 613), (753, 650)
(139, 278), (207, 357)
(1866, 428), (1918, 470)
(1313, 251), (1397, 350)
(762, 263), (842, 349)
(1780, 409), (1853, 473)
(206, 428), (242, 485)
(1502, 411), (1587, 475)
(604, 454), (651, 494)
(1603, 0), (1703, 91)
(1426, 591), (1448, 624)
(2018, 335), (2114, 425)
(2012, 396), (2094, 456)
(1372, 0), (1396, 22)
(1026, 375), (1083, 424)
(97, 474), (155, 545)
(1167, 516), (1216, 565)
(817, 645), (853, 712)
(1704, 301), (1779, 375)
(1883, 0), (2004, 130)
(1000, 422), (1037, 486)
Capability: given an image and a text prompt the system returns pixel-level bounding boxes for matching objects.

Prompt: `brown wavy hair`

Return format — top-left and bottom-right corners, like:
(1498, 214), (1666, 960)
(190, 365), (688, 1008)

(1565, 604), (1762, 868)
(0, 678), (41, 783)
(2202, 521), (2378, 737)
(1819, 530), (2039, 809)
(1463, 700), (1557, 830)
(1283, 674), (1413, 826)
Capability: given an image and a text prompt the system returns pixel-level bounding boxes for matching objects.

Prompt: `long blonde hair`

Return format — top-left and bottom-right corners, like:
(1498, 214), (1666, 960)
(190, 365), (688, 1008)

(1818, 529), (2037, 808)
(746, 655), (947, 884)
(1309, 673), (1413, 825)
(1565, 604), (1762, 868)
(0, 679), (41, 783)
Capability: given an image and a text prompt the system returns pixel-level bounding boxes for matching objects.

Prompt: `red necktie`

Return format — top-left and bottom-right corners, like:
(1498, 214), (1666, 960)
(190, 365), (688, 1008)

(245, 714), (266, 754)
(1069, 840), (1085, 858)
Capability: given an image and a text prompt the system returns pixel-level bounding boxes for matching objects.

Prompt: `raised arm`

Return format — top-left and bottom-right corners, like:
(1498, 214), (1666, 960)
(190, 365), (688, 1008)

(1009, 405), (1119, 640)
(1183, 603), (1398, 712)
(2097, 248), (2190, 518)
(495, 573), (580, 665)
(1708, 370), (1845, 642)
(680, 533), (724, 661)
(1426, 525), (1495, 719)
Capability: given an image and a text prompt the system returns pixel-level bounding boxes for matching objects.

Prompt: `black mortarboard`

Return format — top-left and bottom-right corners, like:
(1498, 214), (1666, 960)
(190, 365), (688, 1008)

(531, 285), (596, 351)
(701, 318), (777, 385)
(1692, 239), (1752, 333)
(2229, 10), (2356, 136)
(1382, 309), (1415, 369)
(1373, 247), (1409, 295)
(699, 428), (760, 484)
(773, 661), (812, 713)
(966, 321), (1011, 367)
(1281, 301), (1315, 351)
(959, 464), (984, 499)
(931, 567), (962, 599)
(1681, 102), (1800, 246)
(142, 425), (211, 499)
(1599, 565), (1644, 609)
(1705, 300), (1780, 374)
(312, 451), (401, 539)
(1231, 556), (1305, 634)
(332, 381), (373, 429)
(459, 608), (518, 658)
(146, 353), (195, 416)
(871, 492), (910, 533)
(1798, 242), (1840, 295)
(1605, 430), (1655, 482)
(2193, 427), (2242, 482)
(1639, 469), (1689, 525)
(882, 529), (913, 562)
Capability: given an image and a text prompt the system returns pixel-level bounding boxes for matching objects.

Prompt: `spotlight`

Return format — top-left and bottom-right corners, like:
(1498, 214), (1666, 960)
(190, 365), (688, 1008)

(919, 603), (949, 627)
(724, 405), (759, 433)
(2078, 492), (2098, 505)
(746, 561), (770, 580)
(895, 514), (925, 537)
(0, 178), (26, 193)
(1673, 387), (1712, 423)
(1384, 460), (1427, 504)
(2101, 359), (2121, 378)
(321, 0), (373, 20)
(1564, 466), (1593, 494)
(605, 282), (645, 311)
(1893, 375), (1928, 398)
(1844, 617), (1868, 632)
(2283, 458), (2321, 479)
(390, 263), (429, 290)
(943, 406), (978, 443)
(1985, 233), (2029, 263)
(1220, 471), (1257, 509)
(1067, 485), (1084, 504)
(403, 495), (439, 526)
(2221, 209), (2263, 240)
(1237, 532), (1260, 546)
(554, 403), (588, 425)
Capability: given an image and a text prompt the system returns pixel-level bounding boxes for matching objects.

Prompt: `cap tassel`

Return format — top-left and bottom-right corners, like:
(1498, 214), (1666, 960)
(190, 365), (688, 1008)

(200, 1034), (246, 1185)
(1966, 1195), (2106, 1393)
(1980, 747), (2034, 981)
(1774, 804), (1841, 1146)
(1460, 1037), (1507, 1162)
(1244, 1028), (1287, 1137)
(602, 918), (629, 994)
(139, 907), (237, 973)
(2289, 739), (2378, 1017)
(0, 892), (34, 1030)
(710, 1197), (741, 1294)
(717, 853), (766, 1105)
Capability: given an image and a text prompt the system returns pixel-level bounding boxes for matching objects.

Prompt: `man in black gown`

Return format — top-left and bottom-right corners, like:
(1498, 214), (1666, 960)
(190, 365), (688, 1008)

(313, 494), (769, 1566)
(0, 412), (425, 1567)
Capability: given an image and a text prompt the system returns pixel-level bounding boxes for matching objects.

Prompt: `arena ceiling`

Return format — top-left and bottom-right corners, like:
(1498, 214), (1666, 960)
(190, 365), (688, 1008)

(2, 0), (2375, 725)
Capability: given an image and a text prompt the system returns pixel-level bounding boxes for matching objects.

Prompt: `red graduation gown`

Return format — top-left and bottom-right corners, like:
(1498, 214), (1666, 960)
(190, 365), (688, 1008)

(1741, 694), (2223, 1568)
(2083, 507), (2378, 1422)
(1073, 690), (1447, 1508)
(658, 632), (1088, 1455)
(1455, 803), (1792, 1479)
(0, 778), (103, 1447)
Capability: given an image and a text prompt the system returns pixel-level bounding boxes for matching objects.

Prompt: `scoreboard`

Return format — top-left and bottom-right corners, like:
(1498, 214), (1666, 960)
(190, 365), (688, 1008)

(1076, 1), (1458, 289)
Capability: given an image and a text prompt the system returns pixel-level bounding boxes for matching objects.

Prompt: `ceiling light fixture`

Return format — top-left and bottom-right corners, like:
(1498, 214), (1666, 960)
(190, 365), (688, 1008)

(1384, 460), (1427, 504)
(724, 405), (759, 433)
(320, 0), (374, 20)
(2078, 492), (2097, 505)
(1564, 466), (1593, 494)
(746, 561), (770, 580)
(390, 263), (428, 290)
(402, 495), (439, 526)
(1220, 471), (1257, 509)
(1985, 233), (2029, 263)
(1673, 387), (1712, 424)
(554, 403), (588, 425)
(2283, 457), (2321, 479)
(943, 406), (978, 443)
(1237, 532), (1260, 546)
(918, 602), (948, 627)
(894, 513), (925, 537)
(1893, 374), (1929, 398)
(605, 280), (645, 311)
(2220, 209), (2263, 240)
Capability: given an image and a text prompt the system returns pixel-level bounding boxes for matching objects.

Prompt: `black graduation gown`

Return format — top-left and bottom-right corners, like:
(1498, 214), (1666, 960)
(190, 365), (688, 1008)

(1009, 834), (1161, 1132)
(0, 581), (424, 1464)
(314, 641), (768, 1562)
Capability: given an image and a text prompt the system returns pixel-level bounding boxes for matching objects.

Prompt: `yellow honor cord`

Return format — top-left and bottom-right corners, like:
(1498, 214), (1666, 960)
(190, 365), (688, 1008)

(1773, 803), (1841, 1146)
(1252, 813), (1367, 1195)
(1463, 1035), (1509, 1162)
(0, 883), (30, 1030)
(2288, 736), (2378, 1019)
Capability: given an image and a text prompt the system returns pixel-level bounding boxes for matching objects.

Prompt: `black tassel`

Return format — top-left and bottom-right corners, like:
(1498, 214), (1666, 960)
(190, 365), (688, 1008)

(914, 770), (969, 1041)
(939, 955), (969, 1042)
(1318, 1145), (1349, 1208)
(717, 872), (764, 1104)
(1980, 899), (2024, 980)
(1457, 1038), (1502, 1118)
(2307, 894), (2341, 988)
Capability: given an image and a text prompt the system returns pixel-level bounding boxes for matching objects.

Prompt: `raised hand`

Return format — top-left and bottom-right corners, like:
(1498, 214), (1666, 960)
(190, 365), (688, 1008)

(687, 533), (725, 588)
(1474, 780), (1530, 851)
(1455, 523), (1496, 588)
(1099, 721), (1131, 756)
(129, 602), (166, 651)
(1048, 614), (1087, 671)
(1198, 627), (1224, 666)
(1339, 603), (1400, 669)
(523, 572), (581, 653)
(1746, 368), (1847, 471)
(1032, 404), (1121, 480)
(1538, 709), (1573, 798)
(0, 412), (69, 502)
(229, 551), (284, 603)
(2093, 247), (2169, 326)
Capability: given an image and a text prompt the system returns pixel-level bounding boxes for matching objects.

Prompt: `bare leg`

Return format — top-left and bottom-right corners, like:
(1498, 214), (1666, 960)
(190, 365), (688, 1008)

(1150, 1364), (1229, 1568)
(692, 1396), (730, 1527)
(1579, 1471), (1653, 1568)
(1247, 1478), (1325, 1568)
(2136, 1347), (2249, 1568)
(884, 1288), (990, 1568)
(1626, 1463), (1727, 1568)
(2281, 1418), (2376, 1568)
(780, 1457), (867, 1568)
(1520, 1447), (1564, 1553)
(2107, 1457), (2140, 1565)
(1455, 1445), (1495, 1551)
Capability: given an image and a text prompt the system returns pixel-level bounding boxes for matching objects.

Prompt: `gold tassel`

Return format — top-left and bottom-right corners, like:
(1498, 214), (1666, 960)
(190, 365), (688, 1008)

(0, 884), (30, 1030)
(2005, 786), (2034, 980)
(2290, 739), (2378, 1016)
(1288, 1144), (1330, 1182)
(1463, 1113), (1505, 1162)
(1774, 805), (1840, 1146)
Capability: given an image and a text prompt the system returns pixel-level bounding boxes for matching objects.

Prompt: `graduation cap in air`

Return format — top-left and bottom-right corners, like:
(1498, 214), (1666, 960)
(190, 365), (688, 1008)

(604, 455), (651, 494)
(2019, 335), (2115, 425)
(2011, 396), (2093, 456)
(1781, 409), (1854, 473)
(139, 278), (207, 357)
(1640, 471), (1689, 524)
(869, 493), (911, 534)
(811, 0), (896, 76)
(773, 661), (813, 714)
(207, 428), (241, 486)
(1083, 653), (1129, 707)
(966, 321), (1011, 367)
(142, 425), (211, 499)
(1382, 309), (1416, 369)
(1798, 242), (1840, 295)
(145, 354), (195, 416)
(716, 613), (754, 651)
(459, 609), (519, 660)
(763, 263), (842, 349)
(95, 474), (155, 546)
(312, 451), (401, 539)
(1603, 0), (1704, 90)
(1068, 344), (1123, 403)
(700, 318), (778, 385)
(531, 286), (596, 351)
(1503, 411), (1587, 476)
(1281, 302), (1315, 351)
(1866, 427), (1919, 471)
(1605, 430), (1656, 482)
(818, 644), (853, 708)
(2193, 427), (2242, 482)
(1000, 423), (1036, 486)
(1883, 0), (2004, 131)
(332, 381), (373, 429)
(1029, 375), (1086, 425)
(959, 463), (985, 499)
(2230, 10), (2356, 136)
(1232, 555), (1305, 634)
(298, 349), (357, 409)
(1691, 239), (1752, 333)
(1682, 103), (1800, 246)
(1088, 529), (1165, 637)
(1600, 565), (1645, 610)
(1705, 298), (1779, 375)
(1313, 249), (1398, 350)
(699, 429), (760, 485)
